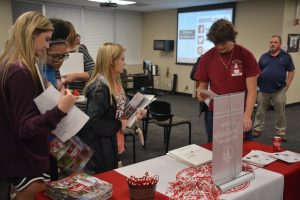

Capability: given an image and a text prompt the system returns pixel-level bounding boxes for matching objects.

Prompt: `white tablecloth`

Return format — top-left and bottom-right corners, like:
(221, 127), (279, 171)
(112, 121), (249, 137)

(116, 155), (284, 200)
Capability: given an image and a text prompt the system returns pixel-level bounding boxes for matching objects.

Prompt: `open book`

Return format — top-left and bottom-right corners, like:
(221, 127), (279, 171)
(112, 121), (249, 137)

(123, 92), (156, 128)
(167, 144), (212, 167)
(242, 150), (277, 167)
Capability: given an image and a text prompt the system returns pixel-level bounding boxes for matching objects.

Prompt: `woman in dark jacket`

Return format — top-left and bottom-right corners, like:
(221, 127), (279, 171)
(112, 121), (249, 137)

(79, 42), (127, 174)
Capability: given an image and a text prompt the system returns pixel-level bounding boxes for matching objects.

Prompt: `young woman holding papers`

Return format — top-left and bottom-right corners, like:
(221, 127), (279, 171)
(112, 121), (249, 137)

(78, 43), (128, 174)
(0, 11), (75, 199)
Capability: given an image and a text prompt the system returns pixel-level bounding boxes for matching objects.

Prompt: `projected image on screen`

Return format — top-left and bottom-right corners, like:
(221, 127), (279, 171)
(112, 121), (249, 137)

(177, 3), (235, 64)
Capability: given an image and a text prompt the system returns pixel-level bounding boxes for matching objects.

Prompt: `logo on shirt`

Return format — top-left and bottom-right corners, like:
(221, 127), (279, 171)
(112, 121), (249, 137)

(230, 60), (243, 76)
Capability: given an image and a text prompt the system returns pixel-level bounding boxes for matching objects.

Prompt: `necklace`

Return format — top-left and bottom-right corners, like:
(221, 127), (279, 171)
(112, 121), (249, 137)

(217, 46), (234, 69)
(114, 83), (124, 98)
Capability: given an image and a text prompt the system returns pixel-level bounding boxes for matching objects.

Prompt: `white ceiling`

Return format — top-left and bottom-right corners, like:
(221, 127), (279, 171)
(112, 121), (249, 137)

(24, 0), (247, 13)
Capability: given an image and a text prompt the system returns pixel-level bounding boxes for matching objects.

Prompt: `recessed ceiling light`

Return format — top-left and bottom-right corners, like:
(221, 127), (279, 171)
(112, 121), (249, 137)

(88, 0), (136, 5)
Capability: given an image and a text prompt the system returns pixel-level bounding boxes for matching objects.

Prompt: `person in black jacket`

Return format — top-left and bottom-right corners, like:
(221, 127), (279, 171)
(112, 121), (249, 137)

(78, 43), (127, 174)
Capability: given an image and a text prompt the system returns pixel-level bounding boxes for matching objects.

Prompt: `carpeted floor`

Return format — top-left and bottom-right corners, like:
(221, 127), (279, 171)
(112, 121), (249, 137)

(121, 94), (300, 166)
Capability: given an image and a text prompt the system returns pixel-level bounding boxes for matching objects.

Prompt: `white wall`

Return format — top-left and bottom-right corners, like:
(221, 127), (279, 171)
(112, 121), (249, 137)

(45, 3), (143, 64)
(0, 0), (13, 51)
(281, 0), (300, 104)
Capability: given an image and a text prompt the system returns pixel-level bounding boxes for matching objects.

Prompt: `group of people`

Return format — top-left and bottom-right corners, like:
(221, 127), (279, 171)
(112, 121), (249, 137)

(0, 11), (296, 200)
(0, 11), (134, 199)
(195, 19), (295, 143)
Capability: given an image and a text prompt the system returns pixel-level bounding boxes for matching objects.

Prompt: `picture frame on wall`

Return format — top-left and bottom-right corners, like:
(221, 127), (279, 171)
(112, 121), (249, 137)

(287, 34), (300, 52)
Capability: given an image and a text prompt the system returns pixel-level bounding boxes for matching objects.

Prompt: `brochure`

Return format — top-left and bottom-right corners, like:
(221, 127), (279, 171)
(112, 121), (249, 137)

(123, 92), (156, 128)
(50, 136), (93, 172)
(45, 172), (112, 200)
(167, 144), (212, 167)
(271, 150), (300, 163)
(242, 150), (277, 167)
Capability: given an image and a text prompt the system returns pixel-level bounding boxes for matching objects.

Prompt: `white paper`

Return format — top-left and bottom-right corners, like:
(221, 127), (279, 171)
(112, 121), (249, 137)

(198, 89), (218, 99)
(34, 85), (89, 142)
(167, 144), (212, 167)
(35, 63), (46, 91)
(60, 52), (84, 76)
(271, 150), (300, 163)
(243, 150), (277, 167)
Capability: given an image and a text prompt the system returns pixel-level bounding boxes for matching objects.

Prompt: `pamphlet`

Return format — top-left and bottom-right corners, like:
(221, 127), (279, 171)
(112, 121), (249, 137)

(50, 136), (93, 171)
(243, 150), (277, 167)
(46, 172), (112, 200)
(123, 92), (156, 127)
(34, 85), (89, 142)
(167, 144), (212, 167)
(271, 150), (300, 163)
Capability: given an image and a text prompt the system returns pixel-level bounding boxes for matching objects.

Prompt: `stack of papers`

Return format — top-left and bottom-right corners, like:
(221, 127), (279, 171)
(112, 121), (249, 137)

(167, 144), (212, 167)
(243, 150), (277, 167)
(46, 172), (112, 200)
(271, 150), (300, 163)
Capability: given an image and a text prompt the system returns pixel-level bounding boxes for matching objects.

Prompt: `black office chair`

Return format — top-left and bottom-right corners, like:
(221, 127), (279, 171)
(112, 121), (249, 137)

(149, 100), (191, 154)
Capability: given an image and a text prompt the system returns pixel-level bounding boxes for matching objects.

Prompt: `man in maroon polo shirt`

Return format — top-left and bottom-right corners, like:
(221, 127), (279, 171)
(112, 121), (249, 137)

(194, 19), (260, 143)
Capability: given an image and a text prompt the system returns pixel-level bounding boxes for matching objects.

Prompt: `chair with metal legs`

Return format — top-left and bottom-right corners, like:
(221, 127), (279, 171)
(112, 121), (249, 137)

(148, 100), (191, 154)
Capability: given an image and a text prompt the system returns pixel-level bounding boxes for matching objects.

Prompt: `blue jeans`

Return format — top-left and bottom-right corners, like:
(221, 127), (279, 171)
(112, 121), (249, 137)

(204, 111), (253, 143)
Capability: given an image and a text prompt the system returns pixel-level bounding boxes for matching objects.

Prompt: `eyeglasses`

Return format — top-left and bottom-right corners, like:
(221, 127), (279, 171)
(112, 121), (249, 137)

(47, 52), (69, 62)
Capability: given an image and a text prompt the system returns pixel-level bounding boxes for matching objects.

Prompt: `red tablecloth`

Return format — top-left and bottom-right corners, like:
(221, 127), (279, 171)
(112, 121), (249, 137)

(202, 141), (300, 200)
(36, 141), (300, 200)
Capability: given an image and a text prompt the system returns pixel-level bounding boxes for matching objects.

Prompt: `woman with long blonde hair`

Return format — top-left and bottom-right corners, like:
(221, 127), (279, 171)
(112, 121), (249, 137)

(78, 42), (128, 173)
(0, 11), (75, 199)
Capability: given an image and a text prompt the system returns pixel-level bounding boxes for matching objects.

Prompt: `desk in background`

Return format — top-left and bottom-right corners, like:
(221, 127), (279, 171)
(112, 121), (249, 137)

(122, 73), (159, 94)
(36, 141), (300, 200)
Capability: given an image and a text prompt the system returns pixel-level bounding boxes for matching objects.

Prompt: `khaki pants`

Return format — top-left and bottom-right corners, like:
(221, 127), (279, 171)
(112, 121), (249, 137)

(254, 88), (286, 134)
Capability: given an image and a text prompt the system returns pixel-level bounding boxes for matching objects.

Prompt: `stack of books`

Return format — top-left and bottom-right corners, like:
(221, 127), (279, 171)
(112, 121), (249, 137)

(46, 172), (112, 200)
(167, 144), (212, 167)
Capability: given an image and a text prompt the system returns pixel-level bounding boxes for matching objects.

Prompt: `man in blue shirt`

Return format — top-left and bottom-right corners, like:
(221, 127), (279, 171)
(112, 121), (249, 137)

(253, 35), (295, 141)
